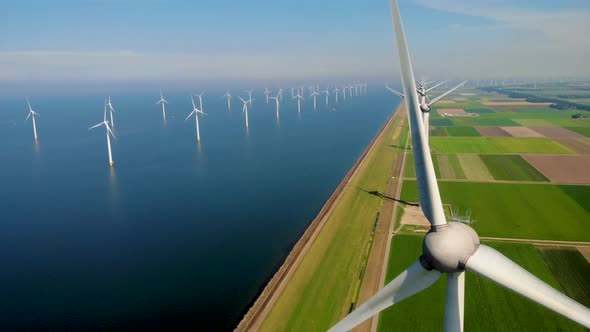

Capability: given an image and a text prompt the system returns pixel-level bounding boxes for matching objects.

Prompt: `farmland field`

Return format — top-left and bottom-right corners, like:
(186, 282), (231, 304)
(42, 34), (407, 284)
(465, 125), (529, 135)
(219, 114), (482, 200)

(377, 236), (586, 331)
(400, 181), (590, 241)
(457, 154), (493, 180)
(479, 155), (549, 181)
(436, 154), (466, 179)
(537, 247), (590, 307)
(445, 126), (481, 137)
(429, 137), (574, 154)
(566, 127), (590, 137)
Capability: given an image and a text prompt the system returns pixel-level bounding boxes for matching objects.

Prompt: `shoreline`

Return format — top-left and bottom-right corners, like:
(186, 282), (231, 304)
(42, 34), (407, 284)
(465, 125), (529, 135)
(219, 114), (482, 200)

(235, 103), (404, 331)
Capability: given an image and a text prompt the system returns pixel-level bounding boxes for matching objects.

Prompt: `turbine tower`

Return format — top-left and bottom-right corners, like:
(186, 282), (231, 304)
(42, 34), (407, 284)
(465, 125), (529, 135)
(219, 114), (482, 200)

(264, 88), (271, 103)
(107, 96), (116, 129)
(246, 89), (254, 106)
(292, 93), (304, 114)
(269, 94), (280, 120)
(89, 100), (116, 167)
(224, 90), (232, 112)
(329, 1), (590, 331)
(333, 87), (340, 103)
(239, 96), (251, 128)
(310, 90), (319, 111)
(186, 95), (207, 142)
(323, 88), (330, 106)
(156, 90), (168, 120)
(25, 98), (39, 142)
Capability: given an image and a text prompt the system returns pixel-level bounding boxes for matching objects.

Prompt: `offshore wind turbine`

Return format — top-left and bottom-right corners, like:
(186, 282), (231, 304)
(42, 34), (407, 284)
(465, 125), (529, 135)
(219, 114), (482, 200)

(186, 95), (207, 142)
(323, 88), (331, 106)
(107, 96), (116, 129)
(156, 90), (168, 120)
(25, 98), (39, 142)
(239, 96), (251, 128)
(269, 94), (280, 120)
(246, 89), (254, 106)
(264, 88), (271, 103)
(329, 1), (590, 331)
(333, 87), (340, 103)
(224, 90), (232, 112)
(292, 93), (304, 114)
(310, 90), (319, 110)
(89, 100), (116, 166)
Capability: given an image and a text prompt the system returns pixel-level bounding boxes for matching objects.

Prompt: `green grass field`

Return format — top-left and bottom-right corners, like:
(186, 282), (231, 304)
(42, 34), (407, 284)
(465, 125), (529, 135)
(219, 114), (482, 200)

(479, 155), (549, 181)
(377, 236), (585, 331)
(566, 127), (590, 137)
(537, 247), (590, 307)
(259, 113), (407, 332)
(429, 137), (574, 154)
(400, 181), (590, 241)
(430, 127), (448, 136)
(436, 154), (466, 179)
(445, 126), (481, 137)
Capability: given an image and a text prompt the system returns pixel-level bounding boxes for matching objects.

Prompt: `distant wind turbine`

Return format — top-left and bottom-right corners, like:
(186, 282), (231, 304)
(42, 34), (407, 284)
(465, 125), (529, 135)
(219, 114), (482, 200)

(25, 98), (39, 142)
(107, 96), (116, 129)
(269, 94), (280, 120)
(323, 88), (331, 106)
(224, 90), (232, 112)
(156, 90), (168, 120)
(186, 95), (207, 142)
(342, 87), (347, 101)
(333, 87), (340, 103)
(89, 100), (116, 166)
(239, 96), (252, 128)
(246, 89), (254, 106)
(264, 88), (271, 103)
(292, 93), (304, 114)
(310, 90), (320, 110)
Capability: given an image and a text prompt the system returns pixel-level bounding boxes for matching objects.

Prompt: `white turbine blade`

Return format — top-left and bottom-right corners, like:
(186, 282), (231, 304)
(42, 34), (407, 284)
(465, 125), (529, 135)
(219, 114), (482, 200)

(390, 0), (446, 226)
(466, 245), (590, 328)
(25, 112), (31, 121)
(428, 81), (467, 106)
(239, 96), (246, 103)
(27, 98), (33, 112)
(444, 272), (465, 332)
(425, 80), (447, 93)
(385, 85), (405, 98)
(328, 260), (441, 332)
(191, 96), (197, 110)
(106, 124), (117, 140)
(185, 110), (196, 122)
(88, 122), (104, 130)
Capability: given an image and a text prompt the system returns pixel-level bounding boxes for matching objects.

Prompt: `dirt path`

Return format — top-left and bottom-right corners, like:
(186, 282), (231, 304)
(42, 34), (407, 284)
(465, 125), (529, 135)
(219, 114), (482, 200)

(235, 106), (401, 332)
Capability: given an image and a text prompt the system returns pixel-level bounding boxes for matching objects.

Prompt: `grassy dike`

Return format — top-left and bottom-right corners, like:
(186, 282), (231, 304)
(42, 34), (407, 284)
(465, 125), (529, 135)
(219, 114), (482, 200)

(255, 106), (406, 332)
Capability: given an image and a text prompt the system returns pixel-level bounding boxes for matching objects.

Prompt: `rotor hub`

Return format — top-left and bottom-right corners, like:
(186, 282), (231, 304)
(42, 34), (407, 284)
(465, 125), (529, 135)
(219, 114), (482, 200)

(421, 222), (480, 273)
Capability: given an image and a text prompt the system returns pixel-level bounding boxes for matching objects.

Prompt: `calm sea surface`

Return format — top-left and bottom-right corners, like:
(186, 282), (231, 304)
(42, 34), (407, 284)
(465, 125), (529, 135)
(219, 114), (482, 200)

(0, 87), (400, 330)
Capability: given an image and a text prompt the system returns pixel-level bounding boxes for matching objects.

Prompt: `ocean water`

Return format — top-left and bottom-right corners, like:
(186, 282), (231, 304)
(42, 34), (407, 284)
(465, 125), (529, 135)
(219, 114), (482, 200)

(0, 87), (400, 330)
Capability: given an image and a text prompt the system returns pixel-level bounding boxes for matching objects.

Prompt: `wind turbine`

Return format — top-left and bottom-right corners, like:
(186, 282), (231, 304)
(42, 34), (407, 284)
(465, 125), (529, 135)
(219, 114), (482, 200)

(269, 93), (280, 120)
(264, 88), (271, 103)
(186, 95), (207, 142)
(323, 88), (331, 106)
(329, 1), (590, 331)
(25, 98), (39, 142)
(156, 90), (168, 120)
(333, 87), (340, 103)
(107, 96), (116, 129)
(310, 90), (320, 111)
(89, 100), (116, 166)
(292, 93), (304, 114)
(224, 90), (232, 112)
(239, 96), (251, 128)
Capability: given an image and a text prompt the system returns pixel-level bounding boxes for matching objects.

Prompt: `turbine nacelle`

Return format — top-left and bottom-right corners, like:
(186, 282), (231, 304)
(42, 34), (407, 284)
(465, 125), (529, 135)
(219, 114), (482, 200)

(421, 222), (480, 273)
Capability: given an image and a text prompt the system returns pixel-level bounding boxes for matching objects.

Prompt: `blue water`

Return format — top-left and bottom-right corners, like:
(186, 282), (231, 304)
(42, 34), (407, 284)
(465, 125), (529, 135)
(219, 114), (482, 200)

(0, 87), (400, 330)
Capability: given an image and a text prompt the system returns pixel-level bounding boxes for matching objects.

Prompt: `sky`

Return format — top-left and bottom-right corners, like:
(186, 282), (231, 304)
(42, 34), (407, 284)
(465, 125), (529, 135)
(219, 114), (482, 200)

(1, 0), (589, 86)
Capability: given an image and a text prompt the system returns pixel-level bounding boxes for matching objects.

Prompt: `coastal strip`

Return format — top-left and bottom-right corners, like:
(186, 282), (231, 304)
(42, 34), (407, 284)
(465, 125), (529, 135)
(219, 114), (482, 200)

(235, 103), (405, 331)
